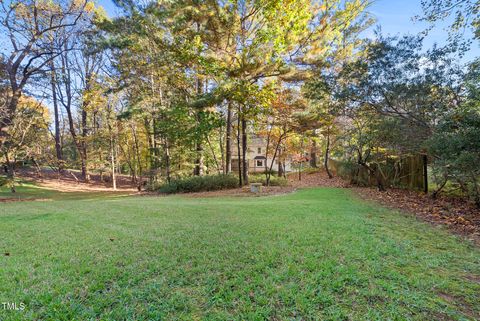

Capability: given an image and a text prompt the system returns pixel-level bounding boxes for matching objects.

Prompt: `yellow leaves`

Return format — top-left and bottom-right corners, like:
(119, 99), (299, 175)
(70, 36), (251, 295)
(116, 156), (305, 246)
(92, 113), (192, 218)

(13, 0), (93, 27)
(16, 95), (50, 128)
(82, 85), (107, 113)
(84, 1), (95, 13)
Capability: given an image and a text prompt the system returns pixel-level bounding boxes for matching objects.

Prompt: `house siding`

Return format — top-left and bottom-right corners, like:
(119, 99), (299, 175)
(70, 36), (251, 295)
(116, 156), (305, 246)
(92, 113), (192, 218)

(231, 136), (293, 173)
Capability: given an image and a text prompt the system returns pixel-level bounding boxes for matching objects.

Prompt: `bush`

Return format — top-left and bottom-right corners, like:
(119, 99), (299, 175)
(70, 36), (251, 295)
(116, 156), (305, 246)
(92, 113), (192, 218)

(249, 174), (288, 187)
(156, 174), (239, 194)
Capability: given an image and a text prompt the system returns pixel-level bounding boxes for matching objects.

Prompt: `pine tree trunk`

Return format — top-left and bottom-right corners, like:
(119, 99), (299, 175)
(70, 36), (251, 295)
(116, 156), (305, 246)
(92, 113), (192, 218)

(225, 103), (232, 174)
(237, 115), (242, 187)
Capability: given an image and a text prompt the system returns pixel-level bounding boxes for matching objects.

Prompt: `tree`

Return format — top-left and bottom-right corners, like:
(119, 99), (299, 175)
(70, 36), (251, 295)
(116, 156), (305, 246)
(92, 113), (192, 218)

(53, 6), (105, 181)
(419, 0), (480, 46)
(428, 108), (480, 206)
(0, 0), (92, 153)
(319, 34), (465, 189)
(0, 95), (50, 191)
(258, 88), (305, 185)
(428, 59), (480, 205)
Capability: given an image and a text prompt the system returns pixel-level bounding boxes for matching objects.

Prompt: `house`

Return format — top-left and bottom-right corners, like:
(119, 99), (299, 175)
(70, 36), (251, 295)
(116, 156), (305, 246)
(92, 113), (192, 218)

(231, 135), (293, 174)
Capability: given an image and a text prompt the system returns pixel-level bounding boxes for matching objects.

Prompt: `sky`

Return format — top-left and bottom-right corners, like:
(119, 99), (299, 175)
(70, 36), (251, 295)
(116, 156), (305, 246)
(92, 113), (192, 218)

(96, 0), (479, 62)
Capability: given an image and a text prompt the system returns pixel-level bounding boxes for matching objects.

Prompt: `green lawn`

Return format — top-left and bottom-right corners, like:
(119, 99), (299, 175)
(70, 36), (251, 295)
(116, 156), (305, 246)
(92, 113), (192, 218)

(0, 188), (479, 320)
(0, 182), (131, 201)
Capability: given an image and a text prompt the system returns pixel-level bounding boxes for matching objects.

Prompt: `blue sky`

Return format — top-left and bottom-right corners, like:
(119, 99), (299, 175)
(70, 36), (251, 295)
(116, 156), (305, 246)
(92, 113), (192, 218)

(97, 0), (479, 62)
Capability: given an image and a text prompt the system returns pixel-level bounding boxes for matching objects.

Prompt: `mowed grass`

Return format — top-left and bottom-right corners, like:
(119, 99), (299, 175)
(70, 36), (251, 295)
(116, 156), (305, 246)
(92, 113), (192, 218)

(0, 188), (479, 320)
(0, 182), (132, 201)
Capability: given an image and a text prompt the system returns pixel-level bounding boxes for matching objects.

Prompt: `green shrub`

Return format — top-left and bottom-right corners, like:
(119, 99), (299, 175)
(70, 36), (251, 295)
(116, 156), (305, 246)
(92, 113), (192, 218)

(249, 174), (288, 187)
(156, 174), (238, 194)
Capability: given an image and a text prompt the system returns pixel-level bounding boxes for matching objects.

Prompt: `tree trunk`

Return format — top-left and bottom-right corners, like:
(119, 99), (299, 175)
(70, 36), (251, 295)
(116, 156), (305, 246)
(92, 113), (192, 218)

(63, 95), (87, 184)
(145, 118), (156, 184)
(207, 135), (221, 174)
(236, 114), (242, 187)
(5, 157), (16, 193)
(80, 106), (89, 182)
(194, 75), (204, 176)
(194, 141), (204, 176)
(131, 122), (143, 189)
(225, 102), (232, 174)
(49, 61), (63, 170)
(110, 138), (117, 191)
(422, 154), (428, 194)
(432, 176), (447, 199)
(80, 70), (92, 182)
(241, 116), (248, 185)
(266, 136), (283, 186)
(310, 139), (317, 168)
(374, 164), (386, 192)
(278, 160), (284, 178)
(264, 129), (272, 185)
(358, 155), (386, 192)
(164, 139), (171, 183)
(324, 130), (333, 179)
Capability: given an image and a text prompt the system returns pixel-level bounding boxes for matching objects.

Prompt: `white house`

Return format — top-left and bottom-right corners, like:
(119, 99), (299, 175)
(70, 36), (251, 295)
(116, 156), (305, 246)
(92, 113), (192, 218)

(231, 136), (293, 174)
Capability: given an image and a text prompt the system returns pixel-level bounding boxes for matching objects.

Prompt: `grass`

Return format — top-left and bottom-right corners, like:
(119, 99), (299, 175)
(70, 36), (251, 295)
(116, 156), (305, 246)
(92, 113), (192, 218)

(0, 188), (479, 320)
(0, 182), (131, 201)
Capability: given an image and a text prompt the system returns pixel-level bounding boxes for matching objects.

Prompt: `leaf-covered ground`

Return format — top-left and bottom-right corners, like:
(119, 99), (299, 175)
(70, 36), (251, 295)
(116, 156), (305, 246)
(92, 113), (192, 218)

(1, 188), (479, 320)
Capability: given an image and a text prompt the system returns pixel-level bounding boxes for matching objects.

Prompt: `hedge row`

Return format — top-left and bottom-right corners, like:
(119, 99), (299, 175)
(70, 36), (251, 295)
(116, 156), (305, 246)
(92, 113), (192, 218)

(156, 174), (239, 194)
(154, 173), (288, 194)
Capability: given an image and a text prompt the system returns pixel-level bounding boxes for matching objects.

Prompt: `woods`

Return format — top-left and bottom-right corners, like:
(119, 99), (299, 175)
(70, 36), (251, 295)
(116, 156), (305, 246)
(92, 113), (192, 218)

(0, 0), (479, 205)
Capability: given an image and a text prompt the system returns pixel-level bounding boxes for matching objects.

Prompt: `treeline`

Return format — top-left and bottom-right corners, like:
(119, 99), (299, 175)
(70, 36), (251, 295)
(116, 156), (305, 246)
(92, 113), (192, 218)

(0, 0), (479, 205)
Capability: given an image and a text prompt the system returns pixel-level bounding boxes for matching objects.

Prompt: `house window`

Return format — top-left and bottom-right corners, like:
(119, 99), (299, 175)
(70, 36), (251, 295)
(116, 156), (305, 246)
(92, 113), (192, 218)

(256, 160), (264, 167)
(257, 147), (262, 154)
